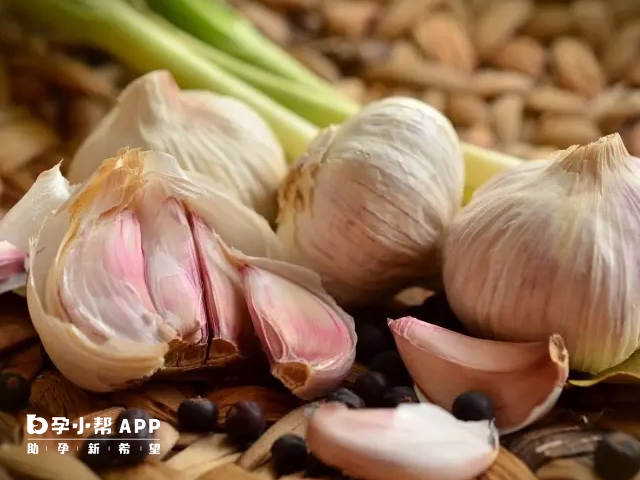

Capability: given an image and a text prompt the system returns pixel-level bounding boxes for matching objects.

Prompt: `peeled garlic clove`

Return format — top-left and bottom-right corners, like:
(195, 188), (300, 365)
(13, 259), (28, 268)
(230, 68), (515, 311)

(307, 402), (499, 480)
(276, 97), (465, 306)
(228, 253), (356, 399)
(390, 317), (569, 434)
(67, 70), (287, 222)
(13, 149), (282, 392)
(443, 133), (640, 373)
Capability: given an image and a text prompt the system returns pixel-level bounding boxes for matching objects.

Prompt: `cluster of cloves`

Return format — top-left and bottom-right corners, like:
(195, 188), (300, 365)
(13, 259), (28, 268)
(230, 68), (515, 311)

(0, 150), (357, 398)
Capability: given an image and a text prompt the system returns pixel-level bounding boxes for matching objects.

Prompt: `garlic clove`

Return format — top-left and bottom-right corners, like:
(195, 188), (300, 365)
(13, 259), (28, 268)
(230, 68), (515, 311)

(227, 252), (356, 399)
(275, 97), (465, 306)
(48, 209), (174, 345)
(389, 317), (569, 434)
(28, 204), (168, 392)
(68, 70), (287, 223)
(306, 402), (499, 480)
(134, 180), (207, 344)
(190, 214), (259, 363)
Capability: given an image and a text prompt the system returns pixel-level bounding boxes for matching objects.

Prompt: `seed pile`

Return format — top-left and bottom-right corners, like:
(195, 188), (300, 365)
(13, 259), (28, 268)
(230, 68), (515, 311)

(230, 0), (640, 159)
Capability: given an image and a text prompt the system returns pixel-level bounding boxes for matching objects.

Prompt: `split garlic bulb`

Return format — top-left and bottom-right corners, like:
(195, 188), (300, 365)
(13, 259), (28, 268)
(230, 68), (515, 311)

(1, 150), (356, 396)
(277, 97), (465, 306)
(67, 70), (287, 222)
(443, 133), (640, 373)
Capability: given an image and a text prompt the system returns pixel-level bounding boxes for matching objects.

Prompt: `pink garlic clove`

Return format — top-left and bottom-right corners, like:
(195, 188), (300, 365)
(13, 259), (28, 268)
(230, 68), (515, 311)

(189, 214), (259, 363)
(389, 317), (569, 434)
(307, 402), (499, 480)
(134, 180), (207, 345)
(229, 253), (356, 400)
(54, 210), (172, 345)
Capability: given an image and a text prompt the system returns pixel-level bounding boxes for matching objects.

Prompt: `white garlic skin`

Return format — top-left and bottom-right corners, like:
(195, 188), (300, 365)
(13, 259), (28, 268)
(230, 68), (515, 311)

(277, 97), (465, 306)
(443, 137), (640, 373)
(67, 70), (287, 223)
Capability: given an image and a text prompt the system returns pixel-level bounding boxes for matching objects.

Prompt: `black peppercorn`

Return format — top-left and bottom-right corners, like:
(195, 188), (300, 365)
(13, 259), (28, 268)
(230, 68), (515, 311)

(368, 351), (412, 386)
(354, 323), (392, 364)
(177, 398), (218, 432)
(353, 371), (389, 407)
(79, 434), (114, 471)
(0, 373), (31, 412)
(451, 392), (495, 422)
(381, 386), (418, 408)
(112, 408), (152, 467)
(306, 452), (340, 478)
(271, 433), (308, 476)
(225, 401), (267, 447)
(594, 432), (640, 480)
(326, 387), (365, 409)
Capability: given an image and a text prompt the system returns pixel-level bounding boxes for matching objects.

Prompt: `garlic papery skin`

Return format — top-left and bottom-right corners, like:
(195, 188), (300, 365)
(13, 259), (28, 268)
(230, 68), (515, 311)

(306, 402), (499, 480)
(225, 250), (356, 399)
(66, 70), (287, 223)
(276, 96), (465, 306)
(443, 133), (640, 374)
(6, 149), (284, 392)
(390, 317), (569, 434)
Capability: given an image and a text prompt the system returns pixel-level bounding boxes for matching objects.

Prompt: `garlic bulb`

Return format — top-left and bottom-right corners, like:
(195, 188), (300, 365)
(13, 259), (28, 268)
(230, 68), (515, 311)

(67, 70), (287, 222)
(443, 133), (640, 373)
(277, 97), (465, 306)
(1, 149), (354, 396)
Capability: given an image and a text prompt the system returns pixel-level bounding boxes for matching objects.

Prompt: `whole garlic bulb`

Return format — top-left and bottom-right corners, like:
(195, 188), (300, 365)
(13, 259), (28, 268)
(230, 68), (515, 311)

(67, 70), (287, 223)
(443, 133), (640, 373)
(277, 97), (465, 306)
